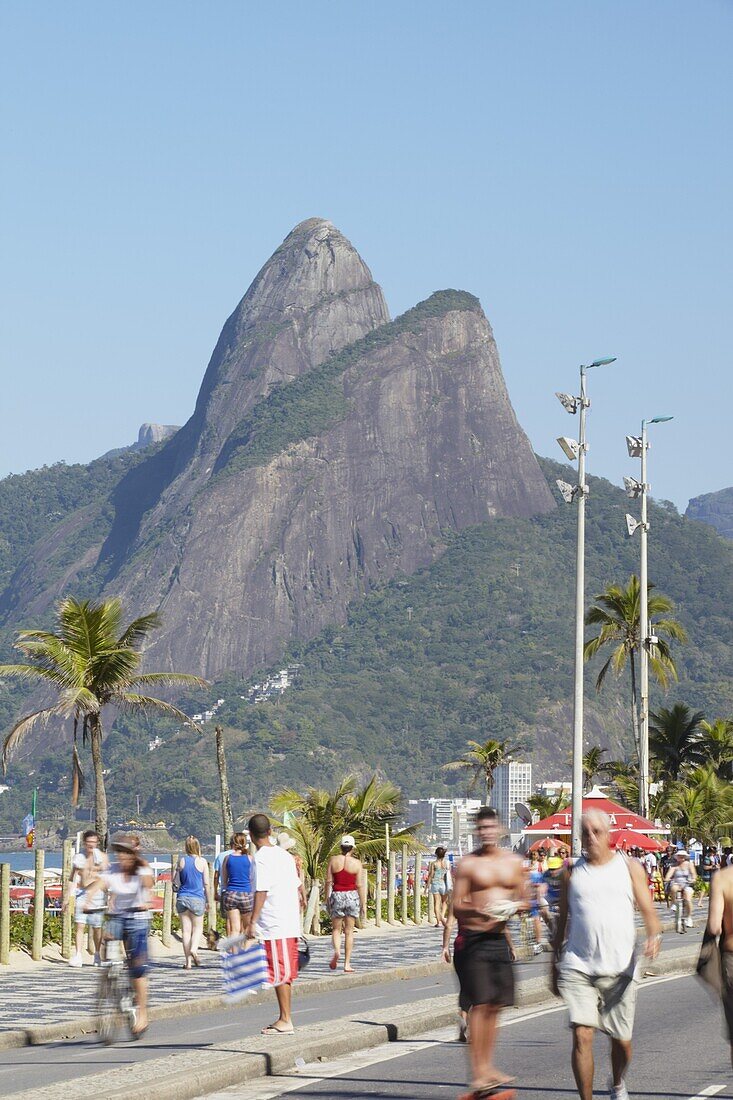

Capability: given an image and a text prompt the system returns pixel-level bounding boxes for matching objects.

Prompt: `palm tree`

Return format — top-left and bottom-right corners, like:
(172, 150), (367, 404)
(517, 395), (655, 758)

(214, 725), (234, 841)
(649, 703), (705, 782)
(582, 745), (612, 791)
(270, 774), (419, 890)
(442, 737), (525, 802)
(584, 576), (687, 762)
(658, 765), (733, 845)
(528, 790), (569, 821)
(0, 597), (206, 845)
(698, 718), (733, 781)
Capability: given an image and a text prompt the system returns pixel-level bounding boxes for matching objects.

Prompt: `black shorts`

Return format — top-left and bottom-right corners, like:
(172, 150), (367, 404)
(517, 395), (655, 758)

(453, 930), (514, 1010)
(722, 951), (733, 1041)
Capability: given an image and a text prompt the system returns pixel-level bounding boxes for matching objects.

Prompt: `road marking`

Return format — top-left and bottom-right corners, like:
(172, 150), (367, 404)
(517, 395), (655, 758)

(411, 984), (439, 991)
(688, 1087), (727, 1099)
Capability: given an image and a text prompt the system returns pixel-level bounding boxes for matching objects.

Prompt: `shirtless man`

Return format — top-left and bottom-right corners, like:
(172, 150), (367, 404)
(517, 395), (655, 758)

(705, 860), (733, 1067)
(452, 806), (527, 1095)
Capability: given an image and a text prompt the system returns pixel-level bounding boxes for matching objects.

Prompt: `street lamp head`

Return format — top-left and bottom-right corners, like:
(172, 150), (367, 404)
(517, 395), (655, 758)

(555, 392), (579, 415)
(623, 476), (643, 499)
(649, 415), (674, 425)
(557, 436), (580, 462)
(588, 357), (617, 368)
(556, 479), (578, 504)
(626, 435), (643, 458)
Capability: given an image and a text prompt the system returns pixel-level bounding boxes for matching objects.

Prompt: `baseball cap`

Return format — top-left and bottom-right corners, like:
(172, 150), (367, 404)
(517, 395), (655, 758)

(341, 835), (356, 848)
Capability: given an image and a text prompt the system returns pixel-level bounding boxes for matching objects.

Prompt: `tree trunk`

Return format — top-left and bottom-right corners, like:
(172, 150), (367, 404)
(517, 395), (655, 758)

(215, 725), (234, 841)
(90, 715), (108, 849)
(629, 650), (641, 765)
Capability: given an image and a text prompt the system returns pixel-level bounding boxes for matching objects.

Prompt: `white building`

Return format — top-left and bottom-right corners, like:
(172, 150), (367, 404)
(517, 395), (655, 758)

(536, 780), (572, 800)
(491, 762), (533, 834)
(406, 797), (482, 846)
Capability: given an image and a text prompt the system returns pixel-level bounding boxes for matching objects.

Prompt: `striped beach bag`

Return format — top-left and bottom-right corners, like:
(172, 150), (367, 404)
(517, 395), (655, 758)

(219, 935), (268, 1002)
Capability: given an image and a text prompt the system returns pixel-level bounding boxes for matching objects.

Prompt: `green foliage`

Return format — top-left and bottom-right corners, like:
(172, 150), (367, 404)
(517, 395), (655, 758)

(215, 291), (481, 477)
(0, 449), (155, 593)
(443, 738), (525, 800)
(8, 912), (63, 950)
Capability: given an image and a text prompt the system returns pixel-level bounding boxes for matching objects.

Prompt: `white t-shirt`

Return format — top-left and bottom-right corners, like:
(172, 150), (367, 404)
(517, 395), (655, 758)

(100, 869), (151, 918)
(253, 844), (301, 939)
(72, 849), (106, 907)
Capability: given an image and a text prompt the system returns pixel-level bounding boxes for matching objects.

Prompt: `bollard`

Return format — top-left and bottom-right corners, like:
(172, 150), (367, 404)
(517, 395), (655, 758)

(413, 855), (422, 925)
(61, 839), (73, 960)
(162, 881), (173, 947)
(428, 890), (435, 925)
(356, 866), (368, 929)
(401, 845), (409, 924)
(303, 882), (320, 935)
(387, 852), (396, 924)
(0, 863), (9, 965)
(207, 861), (216, 936)
(32, 848), (45, 962)
(374, 859), (382, 927)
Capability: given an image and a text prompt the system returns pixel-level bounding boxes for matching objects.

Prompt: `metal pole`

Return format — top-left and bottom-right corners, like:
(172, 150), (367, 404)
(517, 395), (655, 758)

(374, 858), (382, 927)
(639, 420), (650, 819)
(570, 366), (588, 858)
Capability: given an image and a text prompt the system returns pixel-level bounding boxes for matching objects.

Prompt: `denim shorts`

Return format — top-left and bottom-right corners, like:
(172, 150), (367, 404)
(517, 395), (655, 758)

(105, 915), (149, 978)
(176, 895), (206, 917)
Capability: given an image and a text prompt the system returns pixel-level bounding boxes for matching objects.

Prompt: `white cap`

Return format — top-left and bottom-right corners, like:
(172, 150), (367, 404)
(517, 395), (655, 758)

(341, 835), (356, 849)
(277, 833), (296, 851)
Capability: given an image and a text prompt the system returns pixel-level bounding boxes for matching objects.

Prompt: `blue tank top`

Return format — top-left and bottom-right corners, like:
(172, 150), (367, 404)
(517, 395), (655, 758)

(177, 855), (206, 899)
(225, 853), (253, 892)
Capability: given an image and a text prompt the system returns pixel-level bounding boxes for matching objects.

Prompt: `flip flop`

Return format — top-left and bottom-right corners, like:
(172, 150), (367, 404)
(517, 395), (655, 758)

(329, 953), (338, 970)
(261, 1023), (295, 1035)
(343, 966), (355, 973)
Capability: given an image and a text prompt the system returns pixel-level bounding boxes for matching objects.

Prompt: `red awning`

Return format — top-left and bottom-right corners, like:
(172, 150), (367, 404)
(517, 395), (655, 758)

(522, 788), (669, 836)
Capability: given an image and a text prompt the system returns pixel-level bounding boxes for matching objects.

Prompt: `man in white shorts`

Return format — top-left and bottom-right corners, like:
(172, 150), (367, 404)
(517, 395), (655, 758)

(551, 810), (661, 1100)
(65, 829), (108, 967)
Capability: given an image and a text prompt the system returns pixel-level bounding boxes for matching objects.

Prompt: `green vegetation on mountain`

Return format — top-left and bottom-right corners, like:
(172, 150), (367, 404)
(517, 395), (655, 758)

(0, 451), (146, 592)
(214, 291), (481, 477)
(2, 456), (731, 841)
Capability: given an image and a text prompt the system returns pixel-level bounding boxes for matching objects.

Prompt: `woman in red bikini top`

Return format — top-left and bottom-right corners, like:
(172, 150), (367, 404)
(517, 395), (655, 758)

(326, 835), (366, 974)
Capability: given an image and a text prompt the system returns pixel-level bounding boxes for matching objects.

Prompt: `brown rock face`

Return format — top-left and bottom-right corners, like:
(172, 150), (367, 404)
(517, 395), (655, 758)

(101, 272), (554, 677)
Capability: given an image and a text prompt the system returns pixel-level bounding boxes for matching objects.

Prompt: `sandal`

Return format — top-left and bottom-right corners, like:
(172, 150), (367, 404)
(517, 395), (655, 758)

(261, 1023), (295, 1035)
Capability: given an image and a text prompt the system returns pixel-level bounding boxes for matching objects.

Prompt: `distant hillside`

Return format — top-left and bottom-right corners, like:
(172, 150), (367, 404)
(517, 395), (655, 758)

(2, 458), (731, 839)
(686, 487), (733, 540)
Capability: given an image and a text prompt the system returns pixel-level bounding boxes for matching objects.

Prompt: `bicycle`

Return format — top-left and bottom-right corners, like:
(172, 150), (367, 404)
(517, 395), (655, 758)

(96, 937), (137, 1043)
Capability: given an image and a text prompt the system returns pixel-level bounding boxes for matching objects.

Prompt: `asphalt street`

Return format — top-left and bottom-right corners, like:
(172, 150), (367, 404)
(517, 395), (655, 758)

(0, 927), (704, 1096)
(220, 973), (733, 1100)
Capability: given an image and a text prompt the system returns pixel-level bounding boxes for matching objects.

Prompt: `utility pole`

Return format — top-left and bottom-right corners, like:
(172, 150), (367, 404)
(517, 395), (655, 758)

(555, 357), (616, 856)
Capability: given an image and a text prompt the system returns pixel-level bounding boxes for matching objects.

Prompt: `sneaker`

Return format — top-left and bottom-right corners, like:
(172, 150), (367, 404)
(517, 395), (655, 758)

(68, 953), (83, 968)
(93, 952), (101, 967)
(533, 943), (543, 955)
(685, 917), (693, 928)
(608, 1078), (630, 1100)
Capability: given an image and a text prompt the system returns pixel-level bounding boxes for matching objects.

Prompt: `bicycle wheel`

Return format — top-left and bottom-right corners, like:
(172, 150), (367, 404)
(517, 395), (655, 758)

(96, 967), (123, 1044)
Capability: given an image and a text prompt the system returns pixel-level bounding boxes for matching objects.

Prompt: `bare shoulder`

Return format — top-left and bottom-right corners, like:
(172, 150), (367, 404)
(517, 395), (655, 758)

(717, 866), (733, 890)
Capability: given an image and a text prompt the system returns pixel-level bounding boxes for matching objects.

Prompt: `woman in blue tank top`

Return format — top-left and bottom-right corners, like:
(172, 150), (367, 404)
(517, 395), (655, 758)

(173, 835), (210, 969)
(221, 832), (254, 937)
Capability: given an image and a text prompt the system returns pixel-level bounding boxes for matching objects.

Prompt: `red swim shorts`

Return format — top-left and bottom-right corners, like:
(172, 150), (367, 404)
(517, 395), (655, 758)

(263, 937), (299, 986)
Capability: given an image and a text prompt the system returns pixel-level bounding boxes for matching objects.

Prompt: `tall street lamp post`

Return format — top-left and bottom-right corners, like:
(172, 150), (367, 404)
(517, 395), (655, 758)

(555, 357), (616, 857)
(624, 415), (673, 819)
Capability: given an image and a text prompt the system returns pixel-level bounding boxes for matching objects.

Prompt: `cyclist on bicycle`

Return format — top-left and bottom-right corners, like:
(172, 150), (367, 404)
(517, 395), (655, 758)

(665, 849), (697, 929)
(83, 833), (153, 1036)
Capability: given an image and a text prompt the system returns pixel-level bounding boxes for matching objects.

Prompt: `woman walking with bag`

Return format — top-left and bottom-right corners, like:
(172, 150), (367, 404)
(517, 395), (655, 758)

(173, 836), (210, 969)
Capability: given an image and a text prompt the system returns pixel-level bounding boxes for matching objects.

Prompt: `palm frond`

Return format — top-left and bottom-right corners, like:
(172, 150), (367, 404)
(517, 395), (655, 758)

(2, 706), (62, 770)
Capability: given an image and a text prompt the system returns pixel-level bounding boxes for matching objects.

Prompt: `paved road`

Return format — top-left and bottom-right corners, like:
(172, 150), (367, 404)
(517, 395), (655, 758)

(0, 927), (701, 1096)
(210, 973), (733, 1100)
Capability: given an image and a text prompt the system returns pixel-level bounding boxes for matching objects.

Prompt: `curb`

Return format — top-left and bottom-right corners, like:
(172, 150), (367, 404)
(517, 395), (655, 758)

(7, 946), (701, 1100)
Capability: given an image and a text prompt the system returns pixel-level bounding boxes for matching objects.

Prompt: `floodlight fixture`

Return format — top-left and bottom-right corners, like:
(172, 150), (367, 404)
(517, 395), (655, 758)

(623, 476), (643, 499)
(556, 479), (578, 504)
(626, 435), (643, 458)
(625, 514), (641, 538)
(588, 357), (617, 368)
(556, 392), (579, 415)
(557, 436), (580, 461)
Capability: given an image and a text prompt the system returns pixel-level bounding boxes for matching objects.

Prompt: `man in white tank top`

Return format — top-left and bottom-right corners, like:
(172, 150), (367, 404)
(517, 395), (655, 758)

(551, 810), (661, 1100)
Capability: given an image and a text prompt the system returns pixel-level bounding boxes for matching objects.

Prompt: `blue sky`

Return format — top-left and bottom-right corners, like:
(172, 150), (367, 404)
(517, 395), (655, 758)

(2, 1), (731, 508)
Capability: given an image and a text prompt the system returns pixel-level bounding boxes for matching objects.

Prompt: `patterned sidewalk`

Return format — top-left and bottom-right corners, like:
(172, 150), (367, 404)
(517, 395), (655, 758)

(0, 924), (446, 1032)
(0, 899), (705, 1032)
